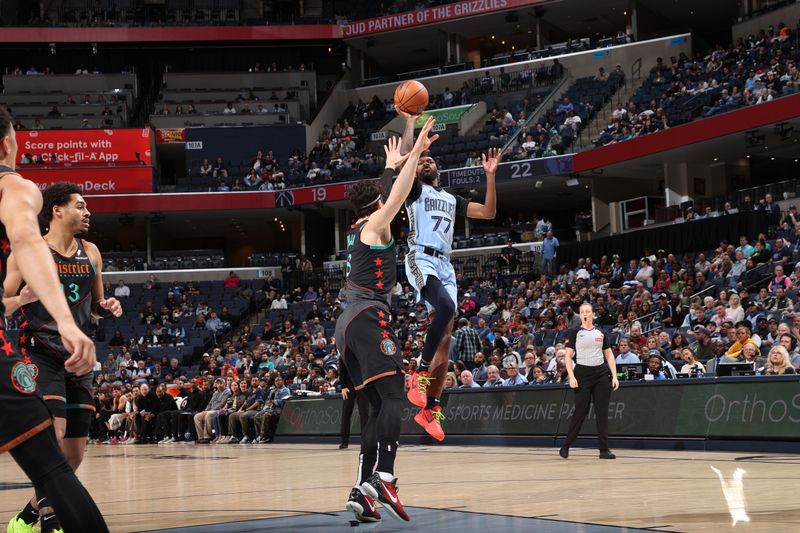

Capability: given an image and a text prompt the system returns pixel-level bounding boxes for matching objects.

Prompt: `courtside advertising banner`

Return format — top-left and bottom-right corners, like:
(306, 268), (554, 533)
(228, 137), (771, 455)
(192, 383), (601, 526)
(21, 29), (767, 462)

(277, 377), (800, 440)
(23, 166), (153, 194)
(16, 128), (152, 165)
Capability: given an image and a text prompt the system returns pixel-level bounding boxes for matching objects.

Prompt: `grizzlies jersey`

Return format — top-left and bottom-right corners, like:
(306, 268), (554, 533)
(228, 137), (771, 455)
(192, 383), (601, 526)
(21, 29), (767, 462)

(344, 221), (396, 307)
(406, 181), (468, 256)
(21, 238), (96, 359)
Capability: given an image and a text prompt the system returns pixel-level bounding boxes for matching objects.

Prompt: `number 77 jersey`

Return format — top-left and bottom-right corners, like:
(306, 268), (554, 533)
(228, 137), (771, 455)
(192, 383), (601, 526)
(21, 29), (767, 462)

(405, 180), (469, 256)
(19, 238), (96, 360)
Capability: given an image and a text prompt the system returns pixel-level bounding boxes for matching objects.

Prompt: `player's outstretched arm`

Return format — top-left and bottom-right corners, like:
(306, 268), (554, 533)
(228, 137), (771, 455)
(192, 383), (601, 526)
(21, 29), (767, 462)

(366, 116), (438, 232)
(397, 109), (420, 155)
(466, 147), (502, 220)
(0, 175), (95, 374)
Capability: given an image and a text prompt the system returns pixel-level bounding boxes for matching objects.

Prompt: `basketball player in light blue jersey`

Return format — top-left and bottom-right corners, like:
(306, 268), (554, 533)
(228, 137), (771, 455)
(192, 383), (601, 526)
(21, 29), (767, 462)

(389, 110), (501, 440)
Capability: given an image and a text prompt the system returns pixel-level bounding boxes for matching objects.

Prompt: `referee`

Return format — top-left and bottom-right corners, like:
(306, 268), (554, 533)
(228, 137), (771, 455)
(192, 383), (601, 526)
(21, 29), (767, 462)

(559, 302), (619, 459)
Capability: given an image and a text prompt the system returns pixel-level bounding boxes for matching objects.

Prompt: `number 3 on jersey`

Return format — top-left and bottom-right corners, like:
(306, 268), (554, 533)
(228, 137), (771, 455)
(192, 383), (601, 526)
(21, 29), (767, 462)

(62, 282), (80, 303)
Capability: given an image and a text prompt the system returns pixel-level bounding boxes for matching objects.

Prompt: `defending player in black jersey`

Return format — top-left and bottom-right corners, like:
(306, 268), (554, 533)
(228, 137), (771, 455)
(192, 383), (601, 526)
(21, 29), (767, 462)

(0, 108), (108, 533)
(4, 182), (121, 533)
(338, 117), (438, 524)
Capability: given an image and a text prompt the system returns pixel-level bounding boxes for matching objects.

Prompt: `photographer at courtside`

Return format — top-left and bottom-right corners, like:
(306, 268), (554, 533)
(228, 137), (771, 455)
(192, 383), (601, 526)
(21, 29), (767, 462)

(559, 302), (619, 460)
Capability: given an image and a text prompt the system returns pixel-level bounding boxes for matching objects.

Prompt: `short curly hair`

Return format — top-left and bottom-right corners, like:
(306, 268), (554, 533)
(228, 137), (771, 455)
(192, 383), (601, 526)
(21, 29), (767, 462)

(40, 181), (81, 233)
(347, 180), (383, 218)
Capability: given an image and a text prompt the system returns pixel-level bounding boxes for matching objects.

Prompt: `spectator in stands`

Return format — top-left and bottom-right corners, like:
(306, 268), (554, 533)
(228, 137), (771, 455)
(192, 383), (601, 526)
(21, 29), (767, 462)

(194, 378), (231, 443)
(114, 279), (130, 298)
(766, 286), (794, 315)
(459, 370), (480, 388)
(762, 346), (797, 375)
(453, 318), (481, 364)
(691, 327), (715, 361)
(212, 157), (228, 178)
(253, 376), (291, 443)
(298, 255), (313, 272)
(483, 365), (503, 387)
(529, 366), (550, 385)
(563, 110), (582, 132)
(224, 271), (240, 288)
(771, 239), (792, 264)
(206, 311), (224, 334)
(458, 294), (476, 317)
(541, 230), (559, 278)
(268, 291), (289, 312)
(498, 240), (519, 273)
(199, 159), (212, 176)
(226, 377), (263, 443)
(556, 96), (573, 114)
(223, 102), (237, 114)
(680, 347), (705, 376)
(303, 285), (318, 302)
(615, 339), (639, 363)
(134, 383), (159, 443)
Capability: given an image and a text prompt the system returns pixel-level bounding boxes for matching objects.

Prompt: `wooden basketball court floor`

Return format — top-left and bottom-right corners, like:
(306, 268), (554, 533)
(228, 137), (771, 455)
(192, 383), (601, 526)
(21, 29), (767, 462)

(1, 443), (799, 532)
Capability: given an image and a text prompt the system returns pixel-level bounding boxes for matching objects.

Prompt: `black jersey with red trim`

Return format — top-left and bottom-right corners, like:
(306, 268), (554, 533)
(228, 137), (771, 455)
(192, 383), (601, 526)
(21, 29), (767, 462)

(343, 221), (396, 307)
(20, 238), (96, 359)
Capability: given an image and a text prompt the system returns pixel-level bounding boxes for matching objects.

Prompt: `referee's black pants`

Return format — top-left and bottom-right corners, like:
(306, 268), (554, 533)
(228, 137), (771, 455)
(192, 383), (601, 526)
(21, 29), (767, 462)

(564, 364), (611, 451)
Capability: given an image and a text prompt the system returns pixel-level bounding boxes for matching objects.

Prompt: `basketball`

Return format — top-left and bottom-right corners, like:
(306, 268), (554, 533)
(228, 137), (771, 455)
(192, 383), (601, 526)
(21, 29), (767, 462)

(393, 80), (429, 115)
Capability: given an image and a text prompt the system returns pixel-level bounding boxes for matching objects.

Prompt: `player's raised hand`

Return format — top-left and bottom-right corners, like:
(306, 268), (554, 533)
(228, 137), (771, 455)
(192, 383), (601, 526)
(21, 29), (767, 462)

(99, 296), (123, 317)
(61, 322), (96, 375)
(396, 108), (420, 122)
(413, 116), (439, 153)
(481, 147), (503, 175)
(383, 136), (410, 170)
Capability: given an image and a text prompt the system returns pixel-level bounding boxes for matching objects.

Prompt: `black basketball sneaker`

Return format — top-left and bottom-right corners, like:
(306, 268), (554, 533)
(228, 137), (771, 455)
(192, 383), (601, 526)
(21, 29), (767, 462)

(345, 488), (381, 523)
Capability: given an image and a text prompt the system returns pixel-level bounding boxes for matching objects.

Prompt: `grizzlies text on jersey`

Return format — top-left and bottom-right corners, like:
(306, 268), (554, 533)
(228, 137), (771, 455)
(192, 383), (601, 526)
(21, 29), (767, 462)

(405, 180), (468, 256)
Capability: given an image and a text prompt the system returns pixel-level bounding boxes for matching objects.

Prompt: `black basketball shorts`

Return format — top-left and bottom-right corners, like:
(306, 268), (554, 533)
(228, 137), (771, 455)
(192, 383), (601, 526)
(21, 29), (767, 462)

(335, 300), (404, 390)
(28, 350), (95, 437)
(0, 335), (53, 453)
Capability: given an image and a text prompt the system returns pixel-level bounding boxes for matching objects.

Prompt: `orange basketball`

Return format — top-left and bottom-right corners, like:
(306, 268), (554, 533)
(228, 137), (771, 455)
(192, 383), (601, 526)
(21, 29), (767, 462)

(394, 80), (429, 115)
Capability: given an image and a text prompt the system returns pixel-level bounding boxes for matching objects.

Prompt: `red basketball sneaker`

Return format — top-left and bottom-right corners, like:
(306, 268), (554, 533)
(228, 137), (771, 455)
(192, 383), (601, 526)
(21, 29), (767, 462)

(406, 371), (431, 408)
(361, 473), (410, 522)
(414, 405), (445, 441)
(345, 488), (381, 523)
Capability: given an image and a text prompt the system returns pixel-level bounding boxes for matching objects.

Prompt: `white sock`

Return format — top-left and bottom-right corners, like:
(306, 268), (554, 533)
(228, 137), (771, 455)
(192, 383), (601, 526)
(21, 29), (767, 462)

(378, 471), (393, 482)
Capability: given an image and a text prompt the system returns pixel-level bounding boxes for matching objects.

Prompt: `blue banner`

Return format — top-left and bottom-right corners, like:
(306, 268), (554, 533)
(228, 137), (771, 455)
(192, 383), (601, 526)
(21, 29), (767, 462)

(441, 155), (573, 188)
